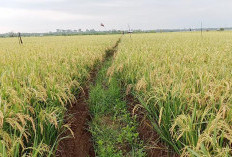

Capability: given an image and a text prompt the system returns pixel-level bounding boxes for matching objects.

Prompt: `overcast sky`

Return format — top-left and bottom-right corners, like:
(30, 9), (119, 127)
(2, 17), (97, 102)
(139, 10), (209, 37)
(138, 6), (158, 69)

(0, 0), (231, 33)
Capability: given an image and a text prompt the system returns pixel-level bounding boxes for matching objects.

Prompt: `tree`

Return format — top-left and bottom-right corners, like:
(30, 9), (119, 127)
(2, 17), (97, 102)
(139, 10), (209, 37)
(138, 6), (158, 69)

(219, 28), (225, 31)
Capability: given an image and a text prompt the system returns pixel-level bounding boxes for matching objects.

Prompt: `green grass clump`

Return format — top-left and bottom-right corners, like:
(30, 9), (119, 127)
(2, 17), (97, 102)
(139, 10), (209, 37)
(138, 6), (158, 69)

(89, 58), (145, 157)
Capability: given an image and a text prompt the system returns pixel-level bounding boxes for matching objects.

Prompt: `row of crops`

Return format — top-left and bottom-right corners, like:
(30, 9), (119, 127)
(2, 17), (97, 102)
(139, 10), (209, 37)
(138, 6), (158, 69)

(110, 32), (232, 156)
(1, 32), (232, 156)
(0, 35), (119, 156)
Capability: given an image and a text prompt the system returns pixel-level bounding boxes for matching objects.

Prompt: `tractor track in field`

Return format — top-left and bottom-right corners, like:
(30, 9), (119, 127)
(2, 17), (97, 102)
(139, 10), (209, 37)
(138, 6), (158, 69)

(56, 38), (121, 157)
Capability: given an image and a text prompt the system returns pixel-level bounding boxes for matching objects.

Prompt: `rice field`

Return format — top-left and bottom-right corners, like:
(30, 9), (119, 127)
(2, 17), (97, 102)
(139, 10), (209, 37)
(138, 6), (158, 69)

(0, 35), (119, 156)
(110, 32), (232, 156)
(1, 32), (232, 157)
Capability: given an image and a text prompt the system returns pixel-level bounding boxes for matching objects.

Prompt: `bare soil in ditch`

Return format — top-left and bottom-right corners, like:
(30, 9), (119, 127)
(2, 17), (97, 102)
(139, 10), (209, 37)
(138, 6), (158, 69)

(56, 38), (121, 157)
(56, 75), (96, 157)
(126, 94), (178, 157)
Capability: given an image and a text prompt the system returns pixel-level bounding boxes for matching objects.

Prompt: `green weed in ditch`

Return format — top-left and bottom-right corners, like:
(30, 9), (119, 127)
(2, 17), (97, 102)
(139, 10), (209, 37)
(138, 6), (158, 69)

(88, 59), (146, 157)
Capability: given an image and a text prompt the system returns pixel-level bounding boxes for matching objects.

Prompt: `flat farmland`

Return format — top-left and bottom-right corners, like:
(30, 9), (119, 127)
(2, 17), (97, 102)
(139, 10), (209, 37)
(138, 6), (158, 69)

(1, 32), (232, 156)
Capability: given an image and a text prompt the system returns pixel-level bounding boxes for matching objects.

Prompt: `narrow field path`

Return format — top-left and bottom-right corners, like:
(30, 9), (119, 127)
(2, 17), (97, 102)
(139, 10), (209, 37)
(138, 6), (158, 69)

(88, 36), (176, 156)
(56, 38), (121, 157)
(88, 38), (146, 156)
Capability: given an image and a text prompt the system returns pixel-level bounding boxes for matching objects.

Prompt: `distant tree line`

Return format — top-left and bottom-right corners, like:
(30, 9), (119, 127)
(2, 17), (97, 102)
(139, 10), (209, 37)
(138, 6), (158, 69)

(0, 27), (231, 37)
(0, 29), (150, 37)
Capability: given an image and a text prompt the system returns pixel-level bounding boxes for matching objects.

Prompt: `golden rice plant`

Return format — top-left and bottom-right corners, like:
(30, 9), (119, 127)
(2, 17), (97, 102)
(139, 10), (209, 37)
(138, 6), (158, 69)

(110, 32), (232, 156)
(0, 35), (119, 156)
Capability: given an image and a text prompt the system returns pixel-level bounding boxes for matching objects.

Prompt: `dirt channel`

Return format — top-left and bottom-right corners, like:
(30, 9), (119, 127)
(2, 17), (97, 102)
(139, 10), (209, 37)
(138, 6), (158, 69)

(56, 38), (121, 157)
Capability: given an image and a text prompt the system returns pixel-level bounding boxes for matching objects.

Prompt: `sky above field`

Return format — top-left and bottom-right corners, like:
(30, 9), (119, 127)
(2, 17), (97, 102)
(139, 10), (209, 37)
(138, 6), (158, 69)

(0, 0), (231, 33)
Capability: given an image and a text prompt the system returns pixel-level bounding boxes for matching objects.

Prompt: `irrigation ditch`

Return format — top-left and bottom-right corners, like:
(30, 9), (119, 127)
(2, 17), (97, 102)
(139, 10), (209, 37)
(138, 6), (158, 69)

(56, 38), (121, 157)
(57, 37), (175, 157)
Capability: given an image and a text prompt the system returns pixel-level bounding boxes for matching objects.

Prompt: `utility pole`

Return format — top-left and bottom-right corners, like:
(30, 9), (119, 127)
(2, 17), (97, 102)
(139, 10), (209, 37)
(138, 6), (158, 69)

(128, 24), (132, 38)
(18, 32), (23, 45)
(201, 22), (203, 37)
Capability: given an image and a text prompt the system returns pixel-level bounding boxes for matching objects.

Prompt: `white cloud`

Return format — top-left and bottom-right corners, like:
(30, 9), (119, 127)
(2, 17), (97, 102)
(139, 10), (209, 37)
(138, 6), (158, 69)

(0, 0), (232, 33)
(11, 0), (65, 3)
(0, 7), (95, 21)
